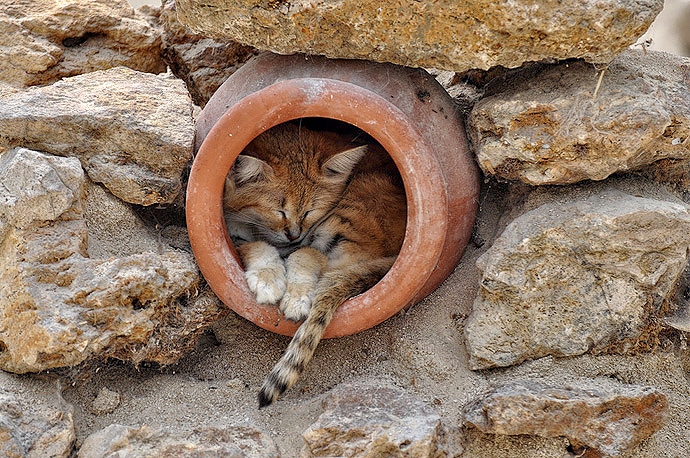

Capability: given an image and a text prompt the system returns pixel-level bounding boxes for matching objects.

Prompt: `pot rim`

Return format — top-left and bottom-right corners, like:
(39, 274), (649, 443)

(186, 77), (448, 338)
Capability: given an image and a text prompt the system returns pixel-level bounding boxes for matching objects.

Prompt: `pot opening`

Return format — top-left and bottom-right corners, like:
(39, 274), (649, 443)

(222, 117), (408, 310)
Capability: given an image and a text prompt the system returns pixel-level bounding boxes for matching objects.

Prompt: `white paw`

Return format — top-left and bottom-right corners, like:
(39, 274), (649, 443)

(245, 264), (287, 304)
(279, 284), (313, 322)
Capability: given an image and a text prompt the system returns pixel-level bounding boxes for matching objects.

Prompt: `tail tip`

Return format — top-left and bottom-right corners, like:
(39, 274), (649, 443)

(258, 389), (273, 409)
(258, 372), (290, 408)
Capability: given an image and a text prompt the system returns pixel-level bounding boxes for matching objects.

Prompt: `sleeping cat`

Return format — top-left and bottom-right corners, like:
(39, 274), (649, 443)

(223, 121), (407, 407)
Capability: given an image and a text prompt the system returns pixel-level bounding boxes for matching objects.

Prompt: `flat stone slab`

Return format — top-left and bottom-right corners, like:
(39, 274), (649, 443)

(302, 381), (443, 457)
(78, 424), (279, 457)
(175, 0), (661, 72)
(465, 378), (668, 457)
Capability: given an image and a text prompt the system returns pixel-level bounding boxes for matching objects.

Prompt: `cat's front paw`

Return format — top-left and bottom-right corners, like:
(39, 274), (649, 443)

(279, 284), (313, 322)
(245, 264), (287, 305)
(239, 241), (287, 304)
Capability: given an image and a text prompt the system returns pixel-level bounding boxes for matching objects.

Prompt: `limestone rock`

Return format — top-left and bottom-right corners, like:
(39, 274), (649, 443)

(0, 82), (19, 98)
(467, 49), (690, 186)
(174, 0), (661, 73)
(0, 371), (75, 458)
(464, 379), (668, 457)
(159, 0), (258, 107)
(0, 148), (224, 373)
(84, 182), (163, 259)
(0, 67), (194, 205)
(464, 188), (690, 370)
(0, 0), (166, 87)
(77, 424), (279, 457)
(0, 147), (84, 240)
(302, 381), (443, 457)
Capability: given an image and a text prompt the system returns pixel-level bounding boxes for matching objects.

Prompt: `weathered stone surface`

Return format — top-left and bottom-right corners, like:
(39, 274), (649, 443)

(0, 0), (165, 87)
(84, 182), (162, 259)
(0, 82), (19, 98)
(0, 371), (75, 458)
(175, 0), (661, 73)
(159, 0), (258, 107)
(467, 49), (690, 186)
(0, 67), (194, 205)
(90, 387), (122, 416)
(429, 69), (485, 117)
(0, 147), (84, 239)
(0, 148), (224, 373)
(464, 379), (668, 457)
(464, 188), (690, 370)
(302, 381), (443, 457)
(77, 424), (279, 458)
(642, 156), (690, 195)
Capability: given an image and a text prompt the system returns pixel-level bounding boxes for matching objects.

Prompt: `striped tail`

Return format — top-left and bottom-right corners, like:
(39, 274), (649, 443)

(257, 258), (394, 407)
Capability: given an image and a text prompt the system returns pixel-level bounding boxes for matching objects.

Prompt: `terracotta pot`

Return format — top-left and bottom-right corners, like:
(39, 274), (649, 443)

(187, 53), (479, 338)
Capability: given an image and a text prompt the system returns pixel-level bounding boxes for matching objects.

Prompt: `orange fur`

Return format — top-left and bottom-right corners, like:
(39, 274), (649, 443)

(223, 122), (406, 406)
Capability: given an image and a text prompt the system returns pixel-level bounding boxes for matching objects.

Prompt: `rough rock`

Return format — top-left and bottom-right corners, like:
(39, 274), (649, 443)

(84, 182), (163, 259)
(0, 371), (75, 458)
(0, 148), (225, 374)
(428, 69), (485, 117)
(0, 0), (165, 87)
(159, 0), (258, 107)
(174, 0), (661, 73)
(467, 49), (690, 186)
(0, 82), (19, 98)
(77, 424), (279, 458)
(464, 379), (668, 457)
(302, 381), (443, 457)
(0, 147), (84, 240)
(464, 187), (690, 370)
(0, 67), (194, 206)
(90, 387), (122, 416)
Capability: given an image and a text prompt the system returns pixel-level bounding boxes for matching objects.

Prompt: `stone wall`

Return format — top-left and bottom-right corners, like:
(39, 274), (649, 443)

(2, 0), (690, 456)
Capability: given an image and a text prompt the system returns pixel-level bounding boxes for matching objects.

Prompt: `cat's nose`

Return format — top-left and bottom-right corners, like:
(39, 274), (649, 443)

(285, 228), (300, 241)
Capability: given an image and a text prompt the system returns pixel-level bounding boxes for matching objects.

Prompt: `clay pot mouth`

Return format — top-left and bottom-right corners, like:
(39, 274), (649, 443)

(187, 77), (449, 338)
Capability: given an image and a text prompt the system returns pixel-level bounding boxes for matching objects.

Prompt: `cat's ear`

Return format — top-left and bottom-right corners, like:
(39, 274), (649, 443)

(323, 145), (368, 178)
(232, 155), (271, 184)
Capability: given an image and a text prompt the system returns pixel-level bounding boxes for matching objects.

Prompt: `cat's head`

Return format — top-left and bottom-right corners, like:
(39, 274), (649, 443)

(224, 139), (367, 249)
